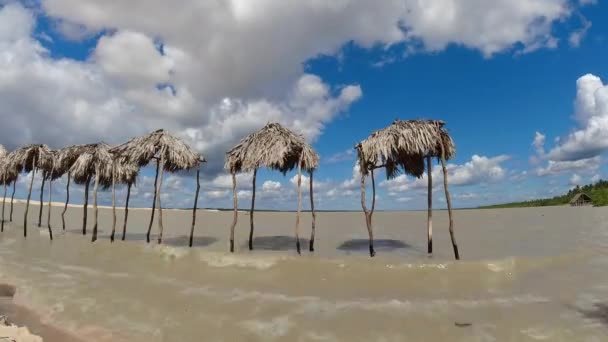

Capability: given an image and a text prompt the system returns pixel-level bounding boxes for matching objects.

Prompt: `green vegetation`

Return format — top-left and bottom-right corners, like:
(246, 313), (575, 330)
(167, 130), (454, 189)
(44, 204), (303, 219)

(480, 179), (608, 209)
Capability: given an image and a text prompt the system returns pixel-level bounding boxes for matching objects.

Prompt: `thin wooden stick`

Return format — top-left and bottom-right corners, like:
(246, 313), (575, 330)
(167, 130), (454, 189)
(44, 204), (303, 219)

(295, 156), (303, 255)
(427, 156), (433, 254)
(46, 167), (54, 241)
(91, 165), (100, 242)
(110, 164), (117, 242)
(229, 172), (238, 252)
(10, 179), (16, 222)
(249, 168), (257, 250)
(189, 169), (201, 247)
(82, 176), (90, 235)
(122, 183), (131, 241)
(371, 169), (376, 217)
(440, 146), (460, 260)
(309, 170), (316, 252)
(62, 172), (70, 230)
(146, 161), (161, 243)
(24, 162), (36, 238)
(156, 150), (166, 244)
(37, 173), (46, 227)
(360, 169), (375, 257)
(1, 176), (6, 232)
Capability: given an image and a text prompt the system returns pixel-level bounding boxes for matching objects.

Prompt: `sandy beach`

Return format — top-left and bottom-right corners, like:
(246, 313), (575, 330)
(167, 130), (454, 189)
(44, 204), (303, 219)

(0, 202), (607, 341)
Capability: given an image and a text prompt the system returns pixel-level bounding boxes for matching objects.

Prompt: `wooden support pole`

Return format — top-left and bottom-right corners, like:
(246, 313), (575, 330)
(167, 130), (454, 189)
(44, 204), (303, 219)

(82, 176), (91, 235)
(189, 169), (201, 247)
(1, 176), (6, 232)
(371, 169), (376, 216)
(146, 160), (161, 243)
(361, 169), (375, 257)
(122, 183), (131, 241)
(295, 157), (303, 255)
(37, 174), (46, 227)
(62, 172), (70, 230)
(156, 152), (166, 244)
(440, 146), (460, 260)
(24, 162), (36, 238)
(91, 165), (100, 242)
(46, 168), (53, 241)
(427, 156), (433, 255)
(110, 164), (117, 242)
(309, 171), (316, 252)
(229, 172), (238, 252)
(10, 179), (16, 222)
(248, 168), (257, 251)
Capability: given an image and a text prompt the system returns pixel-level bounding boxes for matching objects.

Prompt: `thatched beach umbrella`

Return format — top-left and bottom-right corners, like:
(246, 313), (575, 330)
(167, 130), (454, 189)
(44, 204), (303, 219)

(55, 144), (109, 232)
(225, 122), (320, 254)
(5, 144), (52, 238)
(56, 144), (90, 231)
(69, 143), (113, 242)
(356, 119), (459, 259)
(111, 129), (203, 244)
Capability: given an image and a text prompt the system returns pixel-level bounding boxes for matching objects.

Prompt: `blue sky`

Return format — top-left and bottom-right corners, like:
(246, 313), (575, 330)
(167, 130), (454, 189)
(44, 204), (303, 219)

(1, 0), (608, 210)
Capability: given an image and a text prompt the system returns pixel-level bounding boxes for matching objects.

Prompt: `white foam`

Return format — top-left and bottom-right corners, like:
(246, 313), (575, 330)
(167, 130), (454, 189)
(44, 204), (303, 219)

(486, 257), (516, 273)
(241, 315), (293, 338)
(144, 244), (190, 261)
(198, 252), (282, 270)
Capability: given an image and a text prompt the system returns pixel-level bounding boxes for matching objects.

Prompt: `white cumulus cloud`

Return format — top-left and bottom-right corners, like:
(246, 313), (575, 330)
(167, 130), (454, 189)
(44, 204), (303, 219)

(547, 74), (608, 161)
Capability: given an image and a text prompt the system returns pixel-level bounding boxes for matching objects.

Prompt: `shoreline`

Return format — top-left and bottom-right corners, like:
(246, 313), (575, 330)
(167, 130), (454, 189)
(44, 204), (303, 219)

(0, 284), (83, 342)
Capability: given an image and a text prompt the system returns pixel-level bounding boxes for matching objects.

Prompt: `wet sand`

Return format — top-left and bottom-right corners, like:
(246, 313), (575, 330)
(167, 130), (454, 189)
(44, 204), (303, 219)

(0, 202), (608, 341)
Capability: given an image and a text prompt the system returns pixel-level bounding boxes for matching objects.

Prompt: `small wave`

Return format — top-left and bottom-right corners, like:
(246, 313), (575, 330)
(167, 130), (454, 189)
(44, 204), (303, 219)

(181, 284), (548, 315)
(486, 257), (516, 273)
(198, 252), (284, 270)
(143, 244), (190, 261)
(241, 315), (293, 338)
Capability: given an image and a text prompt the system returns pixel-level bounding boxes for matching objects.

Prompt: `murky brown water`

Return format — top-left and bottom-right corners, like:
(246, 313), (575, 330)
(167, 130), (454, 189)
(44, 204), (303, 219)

(1, 203), (608, 341)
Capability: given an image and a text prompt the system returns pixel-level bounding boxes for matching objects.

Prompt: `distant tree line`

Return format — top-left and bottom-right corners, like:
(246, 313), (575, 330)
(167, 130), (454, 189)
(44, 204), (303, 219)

(480, 179), (608, 209)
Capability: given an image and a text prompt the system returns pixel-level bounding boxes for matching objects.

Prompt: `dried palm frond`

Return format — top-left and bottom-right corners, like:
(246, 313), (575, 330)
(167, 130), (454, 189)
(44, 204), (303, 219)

(356, 119), (455, 178)
(225, 122), (319, 174)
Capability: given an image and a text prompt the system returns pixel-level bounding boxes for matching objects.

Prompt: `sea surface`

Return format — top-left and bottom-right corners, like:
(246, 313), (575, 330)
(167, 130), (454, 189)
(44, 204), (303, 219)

(1, 203), (608, 341)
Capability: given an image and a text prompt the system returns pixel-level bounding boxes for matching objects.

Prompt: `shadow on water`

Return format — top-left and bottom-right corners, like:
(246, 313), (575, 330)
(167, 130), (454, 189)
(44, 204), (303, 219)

(246, 235), (310, 251)
(337, 239), (412, 252)
(579, 303), (608, 326)
(162, 236), (218, 247)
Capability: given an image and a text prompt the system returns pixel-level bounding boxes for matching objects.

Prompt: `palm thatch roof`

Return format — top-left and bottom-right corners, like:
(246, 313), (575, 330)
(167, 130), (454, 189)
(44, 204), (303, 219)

(225, 122), (320, 174)
(0, 145), (18, 185)
(38, 150), (64, 181)
(69, 143), (113, 186)
(56, 144), (101, 175)
(111, 129), (203, 172)
(5, 144), (52, 174)
(112, 159), (139, 186)
(68, 143), (140, 188)
(356, 120), (455, 179)
(0, 164), (19, 185)
(570, 192), (593, 204)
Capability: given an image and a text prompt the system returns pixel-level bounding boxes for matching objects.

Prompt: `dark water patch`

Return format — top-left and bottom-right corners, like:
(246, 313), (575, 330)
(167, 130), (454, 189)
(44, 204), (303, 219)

(246, 235), (311, 251)
(337, 239), (411, 252)
(163, 236), (218, 247)
(0, 284), (16, 298)
(579, 303), (608, 326)
(97, 232), (149, 241)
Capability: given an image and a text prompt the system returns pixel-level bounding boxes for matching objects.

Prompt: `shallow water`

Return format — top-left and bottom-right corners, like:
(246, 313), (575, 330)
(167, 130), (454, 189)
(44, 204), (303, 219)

(1, 203), (608, 341)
